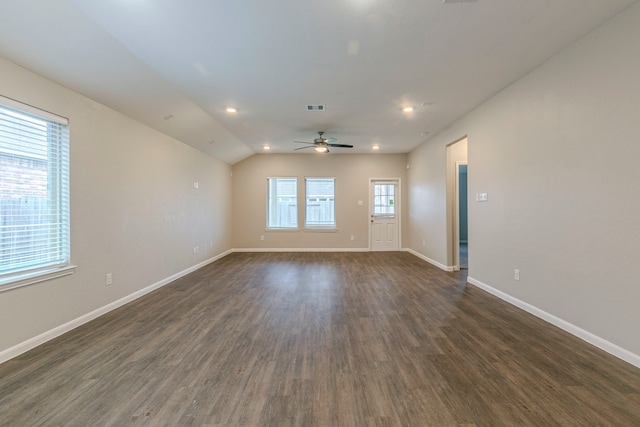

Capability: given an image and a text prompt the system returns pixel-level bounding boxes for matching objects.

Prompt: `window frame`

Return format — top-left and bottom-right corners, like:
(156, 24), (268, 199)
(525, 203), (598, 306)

(372, 181), (397, 219)
(266, 177), (299, 230)
(0, 96), (74, 292)
(304, 177), (336, 230)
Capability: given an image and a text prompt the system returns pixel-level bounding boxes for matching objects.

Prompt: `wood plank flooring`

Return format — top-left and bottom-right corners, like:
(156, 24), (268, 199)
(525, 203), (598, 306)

(1, 252), (639, 426)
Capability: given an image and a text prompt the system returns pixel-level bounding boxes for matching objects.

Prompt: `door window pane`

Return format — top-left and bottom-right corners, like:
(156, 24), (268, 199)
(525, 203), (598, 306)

(373, 183), (395, 216)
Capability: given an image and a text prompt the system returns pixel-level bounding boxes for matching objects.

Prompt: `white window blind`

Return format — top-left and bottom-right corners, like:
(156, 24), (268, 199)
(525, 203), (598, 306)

(305, 178), (335, 227)
(0, 96), (70, 286)
(267, 178), (298, 229)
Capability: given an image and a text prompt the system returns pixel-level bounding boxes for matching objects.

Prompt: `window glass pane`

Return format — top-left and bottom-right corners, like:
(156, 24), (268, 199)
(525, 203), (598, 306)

(0, 101), (70, 284)
(373, 183), (395, 216)
(267, 178), (297, 228)
(305, 178), (335, 227)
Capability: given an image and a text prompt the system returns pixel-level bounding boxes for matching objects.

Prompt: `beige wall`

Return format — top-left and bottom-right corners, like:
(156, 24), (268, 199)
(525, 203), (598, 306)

(0, 57), (232, 355)
(3, 3), (639, 367)
(232, 153), (408, 249)
(408, 3), (640, 360)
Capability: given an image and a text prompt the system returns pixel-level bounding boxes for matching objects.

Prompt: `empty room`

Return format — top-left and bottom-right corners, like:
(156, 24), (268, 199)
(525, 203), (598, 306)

(1, 1), (639, 425)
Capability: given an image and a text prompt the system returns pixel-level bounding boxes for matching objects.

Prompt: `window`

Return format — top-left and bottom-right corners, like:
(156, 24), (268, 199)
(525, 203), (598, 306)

(267, 178), (298, 229)
(0, 96), (71, 289)
(373, 183), (396, 217)
(305, 178), (335, 228)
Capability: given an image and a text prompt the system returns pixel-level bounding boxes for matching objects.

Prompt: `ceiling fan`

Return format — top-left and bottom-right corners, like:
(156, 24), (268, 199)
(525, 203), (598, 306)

(293, 131), (353, 153)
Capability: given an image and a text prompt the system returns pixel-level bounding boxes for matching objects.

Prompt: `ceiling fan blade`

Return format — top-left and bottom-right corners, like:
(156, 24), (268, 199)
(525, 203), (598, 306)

(294, 146), (315, 150)
(327, 143), (353, 148)
(293, 141), (314, 144)
(326, 137), (338, 143)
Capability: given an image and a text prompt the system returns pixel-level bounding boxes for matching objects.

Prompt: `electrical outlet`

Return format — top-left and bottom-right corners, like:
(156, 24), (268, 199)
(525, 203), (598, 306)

(105, 273), (112, 286)
(260, 235), (265, 241)
(350, 235), (355, 241)
(422, 240), (426, 247)
(514, 269), (520, 281)
(193, 246), (199, 254)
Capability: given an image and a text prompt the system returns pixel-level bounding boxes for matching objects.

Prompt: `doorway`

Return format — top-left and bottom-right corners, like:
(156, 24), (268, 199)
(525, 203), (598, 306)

(370, 179), (400, 251)
(446, 137), (468, 271)
(457, 163), (468, 269)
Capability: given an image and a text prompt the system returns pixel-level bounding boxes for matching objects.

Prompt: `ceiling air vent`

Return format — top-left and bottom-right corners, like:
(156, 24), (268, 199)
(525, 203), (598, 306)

(306, 104), (325, 111)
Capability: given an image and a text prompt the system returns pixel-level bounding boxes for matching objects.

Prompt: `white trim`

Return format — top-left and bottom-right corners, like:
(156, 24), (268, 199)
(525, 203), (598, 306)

(0, 250), (232, 365)
(453, 161), (468, 270)
(0, 95), (68, 125)
(369, 177), (402, 251)
(467, 276), (640, 369)
(0, 265), (76, 293)
(405, 248), (454, 272)
(233, 247), (369, 253)
(303, 228), (338, 233)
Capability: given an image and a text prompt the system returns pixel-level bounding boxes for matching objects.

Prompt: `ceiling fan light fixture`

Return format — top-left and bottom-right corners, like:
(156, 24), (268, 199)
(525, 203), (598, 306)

(293, 131), (351, 152)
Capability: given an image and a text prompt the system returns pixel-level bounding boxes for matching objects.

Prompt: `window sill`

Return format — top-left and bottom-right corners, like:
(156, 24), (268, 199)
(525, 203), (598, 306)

(304, 227), (338, 233)
(0, 265), (77, 293)
(265, 227), (300, 232)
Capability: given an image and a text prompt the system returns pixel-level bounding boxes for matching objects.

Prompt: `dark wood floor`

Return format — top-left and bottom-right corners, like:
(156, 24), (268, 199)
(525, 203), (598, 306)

(1, 252), (639, 426)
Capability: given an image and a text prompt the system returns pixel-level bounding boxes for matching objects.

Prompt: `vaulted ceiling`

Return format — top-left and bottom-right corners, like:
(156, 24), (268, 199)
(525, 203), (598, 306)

(0, 0), (636, 163)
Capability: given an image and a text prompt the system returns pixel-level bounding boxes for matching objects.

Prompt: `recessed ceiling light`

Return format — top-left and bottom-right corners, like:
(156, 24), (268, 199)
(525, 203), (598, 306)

(226, 107), (237, 113)
(402, 106), (414, 113)
(372, 145), (380, 150)
(263, 145), (271, 150)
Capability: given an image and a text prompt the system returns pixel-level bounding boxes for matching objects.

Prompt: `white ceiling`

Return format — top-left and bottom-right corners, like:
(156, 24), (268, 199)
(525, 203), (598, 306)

(0, 0), (636, 164)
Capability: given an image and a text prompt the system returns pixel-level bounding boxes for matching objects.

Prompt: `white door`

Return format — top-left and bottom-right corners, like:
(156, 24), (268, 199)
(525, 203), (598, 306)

(370, 180), (399, 251)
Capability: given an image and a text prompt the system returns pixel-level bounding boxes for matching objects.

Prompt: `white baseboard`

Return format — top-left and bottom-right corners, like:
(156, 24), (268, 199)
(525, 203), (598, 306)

(10, 251), (636, 371)
(0, 250), (233, 365)
(232, 247), (370, 253)
(467, 276), (640, 369)
(405, 248), (454, 272)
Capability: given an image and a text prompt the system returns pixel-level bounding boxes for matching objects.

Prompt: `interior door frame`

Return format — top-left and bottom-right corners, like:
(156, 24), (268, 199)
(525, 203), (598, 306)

(368, 178), (402, 251)
(446, 136), (468, 270)
(453, 161), (468, 271)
